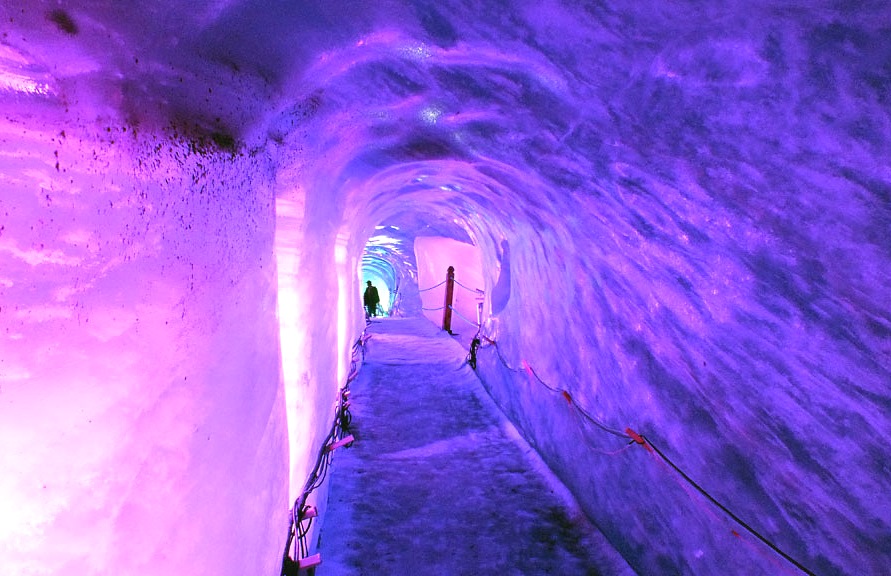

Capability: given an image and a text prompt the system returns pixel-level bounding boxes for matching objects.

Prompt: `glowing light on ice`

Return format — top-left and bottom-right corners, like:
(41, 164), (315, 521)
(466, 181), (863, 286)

(335, 234), (352, 384)
(0, 71), (52, 96)
(420, 106), (443, 125)
(401, 42), (431, 60)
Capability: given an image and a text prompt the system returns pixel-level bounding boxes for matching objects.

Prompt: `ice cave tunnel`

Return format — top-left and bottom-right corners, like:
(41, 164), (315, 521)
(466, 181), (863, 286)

(1, 2), (889, 575)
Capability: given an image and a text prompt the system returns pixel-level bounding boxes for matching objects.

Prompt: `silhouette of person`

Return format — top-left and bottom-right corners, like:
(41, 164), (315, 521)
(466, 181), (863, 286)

(363, 281), (381, 318)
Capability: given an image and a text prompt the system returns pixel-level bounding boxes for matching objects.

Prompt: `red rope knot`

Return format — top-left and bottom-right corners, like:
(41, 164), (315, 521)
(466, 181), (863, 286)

(625, 427), (653, 453)
(562, 390), (573, 405)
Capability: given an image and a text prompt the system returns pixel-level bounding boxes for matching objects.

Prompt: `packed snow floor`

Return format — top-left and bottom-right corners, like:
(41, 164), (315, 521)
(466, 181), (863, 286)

(317, 317), (635, 575)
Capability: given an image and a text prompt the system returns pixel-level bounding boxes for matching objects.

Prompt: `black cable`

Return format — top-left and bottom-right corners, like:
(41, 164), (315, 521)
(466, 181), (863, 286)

(481, 337), (627, 439)
(298, 516), (314, 539)
(282, 328), (368, 574)
(642, 435), (819, 576)
(477, 333), (813, 574)
(574, 401), (629, 439)
(468, 337), (481, 369)
(521, 359), (561, 393)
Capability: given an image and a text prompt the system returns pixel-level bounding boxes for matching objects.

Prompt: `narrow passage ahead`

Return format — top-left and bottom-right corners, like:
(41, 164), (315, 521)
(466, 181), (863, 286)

(318, 317), (634, 575)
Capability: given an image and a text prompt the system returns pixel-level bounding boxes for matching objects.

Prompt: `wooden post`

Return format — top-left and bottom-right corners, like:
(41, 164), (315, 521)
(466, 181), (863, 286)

(442, 266), (455, 333)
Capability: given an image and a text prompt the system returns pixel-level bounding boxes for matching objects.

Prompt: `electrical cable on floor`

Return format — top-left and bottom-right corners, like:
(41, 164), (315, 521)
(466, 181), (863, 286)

(470, 333), (819, 576)
(281, 331), (368, 576)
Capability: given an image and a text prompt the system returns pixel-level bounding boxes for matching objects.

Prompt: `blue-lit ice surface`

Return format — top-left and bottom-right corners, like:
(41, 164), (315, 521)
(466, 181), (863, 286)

(0, 1), (888, 575)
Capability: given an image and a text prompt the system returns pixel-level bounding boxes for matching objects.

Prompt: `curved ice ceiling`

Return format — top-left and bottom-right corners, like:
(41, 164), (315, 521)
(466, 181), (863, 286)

(1, 1), (889, 575)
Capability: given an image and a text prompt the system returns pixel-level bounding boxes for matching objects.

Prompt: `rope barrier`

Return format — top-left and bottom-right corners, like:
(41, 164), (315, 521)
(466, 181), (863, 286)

(421, 305), (445, 311)
(470, 334), (819, 576)
(453, 278), (484, 294)
(643, 435), (818, 576)
(519, 357), (627, 439)
(418, 278), (484, 295)
(446, 304), (480, 328)
(417, 279), (447, 292)
(281, 332), (369, 576)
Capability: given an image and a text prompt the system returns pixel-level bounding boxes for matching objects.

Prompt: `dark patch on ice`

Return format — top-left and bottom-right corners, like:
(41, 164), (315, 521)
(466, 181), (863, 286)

(295, 90), (324, 120)
(676, 219), (710, 245)
(393, 135), (461, 160)
(210, 132), (237, 152)
(415, 2), (458, 48)
(847, 116), (885, 147)
(810, 554), (845, 576)
(759, 31), (787, 72)
(628, 211), (657, 239)
(351, 62), (427, 100)
(864, 316), (891, 339)
(747, 250), (827, 323)
(675, 274), (693, 292)
(166, 121), (241, 156)
(47, 9), (78, 35)
(772, 422), (832, 480)
(539, 161), (585, 190)
(627, 334), (720, 436)
(850, 379), (891, 414)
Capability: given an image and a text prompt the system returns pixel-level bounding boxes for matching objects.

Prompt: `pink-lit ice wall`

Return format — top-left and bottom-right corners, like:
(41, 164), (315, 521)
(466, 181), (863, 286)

(414, 236), (484, 336)
(2, 1), (890, 575)
(0, 118), (287, 574)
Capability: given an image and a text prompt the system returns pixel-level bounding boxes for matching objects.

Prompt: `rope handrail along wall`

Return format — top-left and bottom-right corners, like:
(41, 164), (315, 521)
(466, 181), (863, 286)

(418, 278), (484, 295)
(447, 304), (480, 328)
(417, 279), (447, 292)
(453, 278), (484, 294)
(469, 335), (819, 576)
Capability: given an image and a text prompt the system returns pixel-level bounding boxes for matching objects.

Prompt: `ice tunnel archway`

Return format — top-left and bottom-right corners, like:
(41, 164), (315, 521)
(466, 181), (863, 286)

(278, 7), (891, 570)
(359, 260), (395, 316)
(1, 2), (889, 576)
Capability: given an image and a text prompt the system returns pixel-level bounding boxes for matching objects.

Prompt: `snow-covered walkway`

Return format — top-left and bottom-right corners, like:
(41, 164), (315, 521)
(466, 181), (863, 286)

(317, 317), (634, 576)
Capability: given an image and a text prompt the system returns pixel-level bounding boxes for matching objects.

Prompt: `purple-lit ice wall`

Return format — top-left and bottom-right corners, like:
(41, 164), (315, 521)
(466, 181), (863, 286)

(0, 117), (287, 575)
(289, 4), (891, 574)
(454, 18), (891, 576)
(3, 1), (889, 574)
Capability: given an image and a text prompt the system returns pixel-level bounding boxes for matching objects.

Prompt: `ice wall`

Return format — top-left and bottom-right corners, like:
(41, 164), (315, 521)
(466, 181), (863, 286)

(0, 112), (288, 574)
(280, 3), (891, 574)
(3, 1), (890, 575)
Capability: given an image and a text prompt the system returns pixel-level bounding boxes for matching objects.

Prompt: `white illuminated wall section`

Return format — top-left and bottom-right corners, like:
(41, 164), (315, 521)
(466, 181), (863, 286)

(335, 235), (352, 384)
(274, 194), (312, 500)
